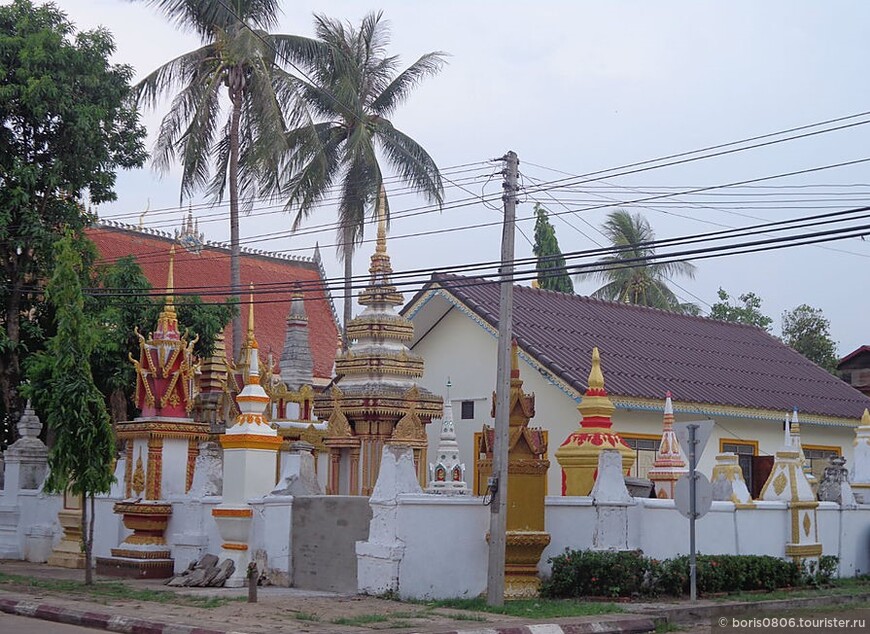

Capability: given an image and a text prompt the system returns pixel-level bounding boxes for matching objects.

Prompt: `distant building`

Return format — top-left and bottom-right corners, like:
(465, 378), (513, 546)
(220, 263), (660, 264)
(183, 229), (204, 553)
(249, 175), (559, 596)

(838, 346), (870, 398)
(403, 274), (870, 497)
(87, 221), (340, 386)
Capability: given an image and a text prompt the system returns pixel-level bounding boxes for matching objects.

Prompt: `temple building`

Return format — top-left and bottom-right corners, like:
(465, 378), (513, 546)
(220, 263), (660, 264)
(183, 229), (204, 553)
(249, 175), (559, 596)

(403, 274), (870, 496)
(87, 220), (339, 388)
(313, 201), (442, 495)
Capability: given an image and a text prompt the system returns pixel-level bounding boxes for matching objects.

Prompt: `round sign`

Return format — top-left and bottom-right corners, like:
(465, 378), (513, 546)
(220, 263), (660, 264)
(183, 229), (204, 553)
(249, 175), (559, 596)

(674, 473), (714, 519)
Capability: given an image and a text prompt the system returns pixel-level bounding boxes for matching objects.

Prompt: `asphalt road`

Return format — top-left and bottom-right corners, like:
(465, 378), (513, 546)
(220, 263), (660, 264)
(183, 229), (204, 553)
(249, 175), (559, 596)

(0, 614), (98, 633)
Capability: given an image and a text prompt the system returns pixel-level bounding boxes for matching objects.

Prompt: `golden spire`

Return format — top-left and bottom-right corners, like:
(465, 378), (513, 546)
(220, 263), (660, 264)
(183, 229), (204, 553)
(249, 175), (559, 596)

(246, 283), (257, 349)
(510, 337), (520, 382)
(376, 184), (387, 254)
(165, 246), (176, 313)
(588, 346), (605, 390)
(576, 346), (615, 421)
(863, 409), (870, 425)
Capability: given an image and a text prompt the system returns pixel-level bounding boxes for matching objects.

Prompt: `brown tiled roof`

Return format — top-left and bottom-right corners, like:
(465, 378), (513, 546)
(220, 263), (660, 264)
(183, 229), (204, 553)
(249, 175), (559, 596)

(87, 225), (338, 381)
(412, 273), (870, 421)
(838, 345), (870, 369)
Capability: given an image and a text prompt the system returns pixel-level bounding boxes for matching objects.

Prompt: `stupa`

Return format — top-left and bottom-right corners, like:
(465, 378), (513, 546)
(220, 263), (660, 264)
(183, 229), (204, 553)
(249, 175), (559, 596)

(98, 247), (208, 578)
(265, 284), (327, 483)
(789, 408), (818, 489)
(427, 379), (469, 494)
(313, 193), (442, 494)
(853, 409), (870, 503)
(555, 347), (634, 496)
(647, 392), (688, 499)
(476, 340), (550, 597)
(211, 288), (282, 587)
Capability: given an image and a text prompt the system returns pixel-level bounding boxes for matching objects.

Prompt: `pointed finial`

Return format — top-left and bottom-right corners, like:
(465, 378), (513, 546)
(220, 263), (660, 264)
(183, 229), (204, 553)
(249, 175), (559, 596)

(165, 246), (176, 312)
(376, 184), (387, 254)
(863, 409), (870, 425)
(510, 338), (519, 377)
(784, 414), (791, 447)
(446, 377), (452, 402)
(588, 347), (605, 390)
(247, 283), (256, 340)
(664, 391), (673, 415)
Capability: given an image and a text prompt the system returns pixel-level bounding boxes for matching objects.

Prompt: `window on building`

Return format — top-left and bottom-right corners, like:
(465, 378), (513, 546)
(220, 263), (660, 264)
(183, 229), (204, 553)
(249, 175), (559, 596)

(803, 445), (840, 481)
(461, 400), (475, 420)
(721, 440), (757, 489)
(622, 435), (660, 479)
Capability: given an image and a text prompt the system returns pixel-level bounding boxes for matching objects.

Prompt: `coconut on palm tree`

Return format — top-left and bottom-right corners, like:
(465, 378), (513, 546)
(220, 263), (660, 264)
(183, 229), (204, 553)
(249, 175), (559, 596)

(275, 11), (445, 348)
(577, 210), (698, 313)
(134, 0), (299, 360)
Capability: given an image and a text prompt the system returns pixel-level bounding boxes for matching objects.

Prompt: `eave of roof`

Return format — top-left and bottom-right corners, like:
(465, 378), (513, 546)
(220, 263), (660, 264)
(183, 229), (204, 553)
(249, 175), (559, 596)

(404, 273), (870, 423)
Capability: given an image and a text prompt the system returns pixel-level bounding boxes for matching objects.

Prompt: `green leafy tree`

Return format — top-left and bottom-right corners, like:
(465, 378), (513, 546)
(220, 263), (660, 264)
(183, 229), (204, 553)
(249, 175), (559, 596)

(277, 12), (445, 347)
(576, 210), (697, 313)
(533, 204), (573, 294)
(135, 0), (298, 361)
(708, 288), (773, 332)
(26, 235), (115, 585)
(781, 304), (838, 373)
(0, 0), (146, 441)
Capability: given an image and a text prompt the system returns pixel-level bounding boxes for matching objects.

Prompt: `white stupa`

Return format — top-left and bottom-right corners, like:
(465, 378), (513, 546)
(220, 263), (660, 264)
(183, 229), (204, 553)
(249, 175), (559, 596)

(427, 379), (469, 494)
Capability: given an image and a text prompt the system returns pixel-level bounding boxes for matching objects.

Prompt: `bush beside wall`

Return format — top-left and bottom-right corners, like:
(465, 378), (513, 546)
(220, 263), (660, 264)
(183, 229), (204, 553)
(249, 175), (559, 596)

(541, 550), (838, 599)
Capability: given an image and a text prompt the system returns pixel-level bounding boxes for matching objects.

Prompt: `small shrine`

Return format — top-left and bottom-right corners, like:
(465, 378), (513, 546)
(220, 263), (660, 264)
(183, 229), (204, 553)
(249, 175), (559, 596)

(313, 197), (442, 495)
(427, 380), (469, 494)
(476, 340), (550, 598)
(647, 392), (688, 499)
(98, 248), (209, 579)
(555, 347), (634, 496)
(759, 445), (822, 565)
(212, 290), (282, 587)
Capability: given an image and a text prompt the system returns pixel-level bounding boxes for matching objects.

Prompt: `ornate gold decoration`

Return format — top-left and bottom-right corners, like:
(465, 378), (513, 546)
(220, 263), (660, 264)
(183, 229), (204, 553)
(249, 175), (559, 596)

(212, 507), (253, 518)
(773, 471), (788, 496)
(219, 434), (282, 451)
(223, 542), (249, 551)
(803, 512), (811, 537)
(132, 448), (145, 497)
(326, 386), (352, 438)
(391, 389), (427, 443)
(146, 437), (163, 500)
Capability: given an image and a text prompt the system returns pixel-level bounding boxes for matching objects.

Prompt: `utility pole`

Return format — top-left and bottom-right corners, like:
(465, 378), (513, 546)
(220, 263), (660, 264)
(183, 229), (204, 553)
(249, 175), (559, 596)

(486, 150), (518, 606)
(688, 423), (698, 602)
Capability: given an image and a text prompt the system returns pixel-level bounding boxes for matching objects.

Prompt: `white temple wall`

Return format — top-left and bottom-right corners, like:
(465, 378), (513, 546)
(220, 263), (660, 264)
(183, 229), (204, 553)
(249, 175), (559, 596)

(91, 496), (127, 559)
(166, 496), (222, 572)
(249, 495), (294, 586)
(161, 439), (190, 498)
(413, 308), (858, 495)
(359, 492), (870, 599)
(2, 490), (62, 561)
(393, 494), (489, 599)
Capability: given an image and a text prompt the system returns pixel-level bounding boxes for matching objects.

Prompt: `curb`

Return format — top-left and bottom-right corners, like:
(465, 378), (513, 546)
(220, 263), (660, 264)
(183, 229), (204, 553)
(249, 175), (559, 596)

(432, 616), (660, 634)
(0, 597), (241, 634)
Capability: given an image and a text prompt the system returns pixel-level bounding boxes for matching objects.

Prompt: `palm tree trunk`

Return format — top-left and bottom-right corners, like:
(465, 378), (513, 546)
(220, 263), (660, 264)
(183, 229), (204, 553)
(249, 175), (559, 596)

(229, 85), (243, 362)
(342, 223), (353, 352)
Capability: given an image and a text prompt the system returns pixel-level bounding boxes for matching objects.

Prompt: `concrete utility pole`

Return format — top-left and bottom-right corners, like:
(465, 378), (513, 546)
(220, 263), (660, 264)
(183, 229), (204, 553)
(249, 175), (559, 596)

(486, 150), (518, 606)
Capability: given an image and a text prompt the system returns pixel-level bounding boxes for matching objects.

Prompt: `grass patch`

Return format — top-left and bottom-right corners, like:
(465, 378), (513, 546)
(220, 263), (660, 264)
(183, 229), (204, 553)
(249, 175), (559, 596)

(425, 597), (623, 618)
(388, 620), (413, 628)
(715, 580), (870, 603)
(448, 612), (487, 621)
(0, 572), (237, 608)
(294, 611), (321, 622)
(330, 614), (390, 626)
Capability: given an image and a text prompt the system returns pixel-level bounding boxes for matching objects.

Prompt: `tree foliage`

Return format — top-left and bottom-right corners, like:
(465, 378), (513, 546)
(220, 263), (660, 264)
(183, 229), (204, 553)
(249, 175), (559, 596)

(276, 11), (445, 347)
(577, 210), (697, 313)
(26, 235), (115, 585)
(532, 204), (573, 294)
(708, 288), (773, 332)
(0, 0), (146, 438)
(135, 0), (298, 360)
(781, 304), (838, 373)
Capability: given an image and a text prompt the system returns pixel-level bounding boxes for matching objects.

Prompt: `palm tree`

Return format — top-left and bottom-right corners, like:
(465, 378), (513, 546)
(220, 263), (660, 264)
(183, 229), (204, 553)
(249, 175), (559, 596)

(275, 12), (445, 348)
(134, 0), (299, 360)
(577, 210), (698, 313)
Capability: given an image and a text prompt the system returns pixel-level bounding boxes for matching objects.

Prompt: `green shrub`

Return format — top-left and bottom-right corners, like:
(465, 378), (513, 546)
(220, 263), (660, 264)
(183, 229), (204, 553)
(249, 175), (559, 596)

(542, 550), (832, 599)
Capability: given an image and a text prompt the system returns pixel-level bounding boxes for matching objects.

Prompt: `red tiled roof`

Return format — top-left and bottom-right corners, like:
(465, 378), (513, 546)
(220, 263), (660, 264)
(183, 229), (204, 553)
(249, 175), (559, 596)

(412, 273), (870, 420)
(87, 225), (338, 381)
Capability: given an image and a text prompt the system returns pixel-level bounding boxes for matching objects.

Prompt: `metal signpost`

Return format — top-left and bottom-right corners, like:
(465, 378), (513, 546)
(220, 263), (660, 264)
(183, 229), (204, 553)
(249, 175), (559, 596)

(673, 419), (714, 602)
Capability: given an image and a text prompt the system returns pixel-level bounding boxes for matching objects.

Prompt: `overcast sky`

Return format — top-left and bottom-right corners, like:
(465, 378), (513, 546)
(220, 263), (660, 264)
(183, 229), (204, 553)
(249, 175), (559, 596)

(48, 1), (870, 355)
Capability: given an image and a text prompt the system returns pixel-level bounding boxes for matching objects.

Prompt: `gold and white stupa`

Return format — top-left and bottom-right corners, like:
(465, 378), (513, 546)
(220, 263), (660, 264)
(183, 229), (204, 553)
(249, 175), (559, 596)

(313, 193), (442, 495)
(647, 392), (688, 499)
